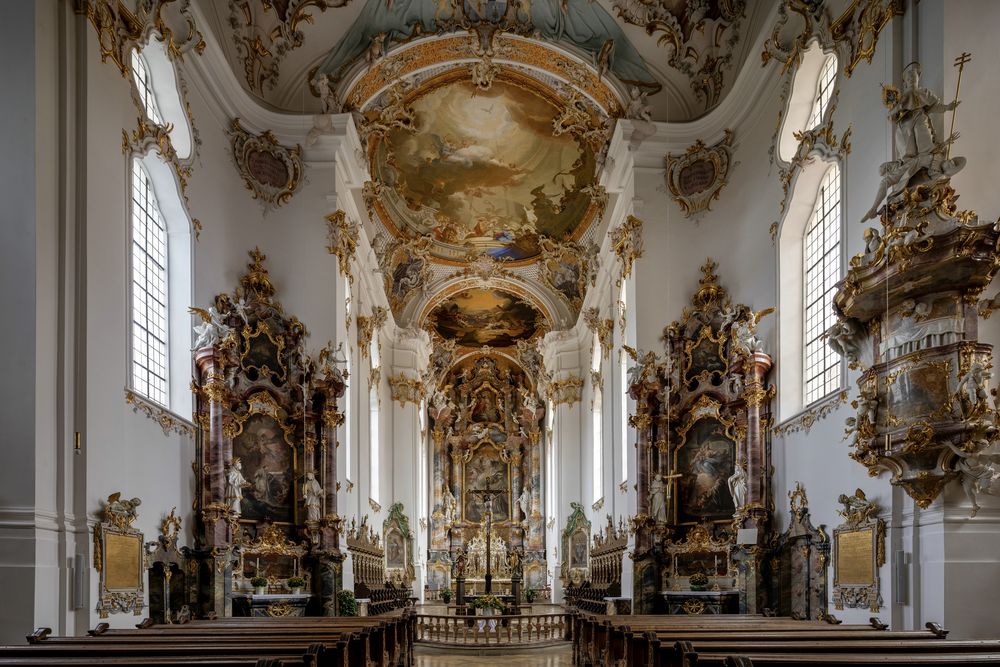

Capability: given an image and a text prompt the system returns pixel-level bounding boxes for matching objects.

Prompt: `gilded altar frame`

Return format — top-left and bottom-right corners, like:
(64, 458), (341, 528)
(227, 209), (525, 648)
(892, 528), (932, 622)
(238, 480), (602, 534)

(460, 438), (514, 523)
(240, 321), (288, 382)
(672, 395), (740, 525)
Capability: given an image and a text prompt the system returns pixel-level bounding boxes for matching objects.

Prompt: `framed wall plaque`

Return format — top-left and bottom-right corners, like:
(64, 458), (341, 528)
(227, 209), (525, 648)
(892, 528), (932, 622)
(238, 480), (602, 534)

(832, 489), (885, 612)
(93, 493), (145, 618)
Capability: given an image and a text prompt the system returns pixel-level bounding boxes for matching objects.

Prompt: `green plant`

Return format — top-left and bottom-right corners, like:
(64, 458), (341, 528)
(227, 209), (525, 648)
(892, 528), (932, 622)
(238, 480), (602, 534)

(471, 594), (505, 612)
(250, 575), (268, 588)
(337, 589), (358, 617)
(688, 572), (709, 588)
(287, 576), (305, 589)
(440, 588), (453, 603)
(525, 588), (537, 603)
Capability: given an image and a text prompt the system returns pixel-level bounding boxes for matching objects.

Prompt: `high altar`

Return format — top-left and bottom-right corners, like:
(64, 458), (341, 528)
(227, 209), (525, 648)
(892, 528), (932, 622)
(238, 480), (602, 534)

(425, 353), (548, 594)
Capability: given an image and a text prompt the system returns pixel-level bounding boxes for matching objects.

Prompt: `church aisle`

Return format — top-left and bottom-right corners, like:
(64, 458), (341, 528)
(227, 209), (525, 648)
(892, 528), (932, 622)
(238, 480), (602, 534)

(414, 645), (573, 666)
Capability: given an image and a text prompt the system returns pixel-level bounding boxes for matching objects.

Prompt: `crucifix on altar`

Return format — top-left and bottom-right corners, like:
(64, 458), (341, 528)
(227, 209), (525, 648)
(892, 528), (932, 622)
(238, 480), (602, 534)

(468, 483), (502, 594)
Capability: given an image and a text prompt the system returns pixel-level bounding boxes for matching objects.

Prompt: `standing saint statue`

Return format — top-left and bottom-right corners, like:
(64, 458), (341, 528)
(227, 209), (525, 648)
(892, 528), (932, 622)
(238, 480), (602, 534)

(728, 462), (747, 513)
(224, 459), (249, 516)
(302, 471), (324, 523)
(516, 484), (532, 520)
(649, 474), (669, 524)
(442, 485), (457, 525)
(863, 61), (965, 220)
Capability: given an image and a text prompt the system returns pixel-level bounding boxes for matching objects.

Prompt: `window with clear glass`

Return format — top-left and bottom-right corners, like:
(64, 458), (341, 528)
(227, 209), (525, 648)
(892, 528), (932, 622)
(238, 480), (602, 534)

(369, 384), (380, 504)
(131, 50), (162, 125)
(619, 283), (629, 484)
(130, 160), (169, 406)
(592, 335), (602, 502)
(807, 54), (837, 129)
(803, 164), (842, 404)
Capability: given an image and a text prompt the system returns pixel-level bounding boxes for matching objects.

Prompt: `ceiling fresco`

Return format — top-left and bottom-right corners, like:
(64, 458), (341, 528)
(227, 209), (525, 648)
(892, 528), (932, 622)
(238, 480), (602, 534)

(427, 288), (545, 347)
(370, 75), (599, 263)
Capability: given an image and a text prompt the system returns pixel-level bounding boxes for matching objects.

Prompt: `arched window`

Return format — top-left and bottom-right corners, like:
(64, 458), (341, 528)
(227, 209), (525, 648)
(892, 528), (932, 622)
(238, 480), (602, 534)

(803, 165), (842, 404)
(807, 54), (837, 130)
(618, 281), (629, 485)
(591, 334), (603, 502)
(778, 44), (838, 162)
(777, 161), (843, 419)
(131, 50), (162, 125)
(369, 332), (381, 505)
(544, 399), (555, 521)
(130, 161), (169, 406)
(343, 342), (353, 484)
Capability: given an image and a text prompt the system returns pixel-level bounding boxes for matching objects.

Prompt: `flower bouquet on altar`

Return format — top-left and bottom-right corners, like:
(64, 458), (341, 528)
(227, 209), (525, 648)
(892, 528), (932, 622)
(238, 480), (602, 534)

(688, 572), (709, 592)
(472, 594), (505, 616)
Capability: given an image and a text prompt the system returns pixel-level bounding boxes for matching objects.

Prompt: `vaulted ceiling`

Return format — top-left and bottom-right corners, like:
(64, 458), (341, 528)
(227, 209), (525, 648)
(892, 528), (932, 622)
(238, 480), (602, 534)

(196, 0), (774, 356)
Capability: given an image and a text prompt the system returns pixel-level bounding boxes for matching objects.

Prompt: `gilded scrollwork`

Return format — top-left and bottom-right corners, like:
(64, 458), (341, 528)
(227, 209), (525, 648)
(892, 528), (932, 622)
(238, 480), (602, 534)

(665, 130), (734, 217)
(125, 390), (195, 438)
(832, 489), (885, 613)
(610, 215), (644, 285)
(228, 119), (303, 209)
(547, 375), (584, 406)
(388, 374), (427, 407)
(325, 210), (359, 287)
(93, 492), (145, 618)
(122, 117), (193, 198)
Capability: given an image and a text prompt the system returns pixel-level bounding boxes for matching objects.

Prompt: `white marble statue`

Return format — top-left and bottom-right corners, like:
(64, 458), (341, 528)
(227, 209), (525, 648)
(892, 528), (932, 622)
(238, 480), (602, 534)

(863, 62), (965, 221)
(224, 459), (249, 515)
(520, 387), (539, 413)
(957, 361), (992, 419)
(516, 485), (532, 520)
(826, 314), (867, 366)
(649, 474), (669, 524)
(946, 442), (1000, 517)
(191, 306), (233, 350)
(302, 471), (324, 523)
(625, 86), (653, 122)
(442, 485), (457, 525)
(314, 74), (337, 114)
(727, 463), (747, 512)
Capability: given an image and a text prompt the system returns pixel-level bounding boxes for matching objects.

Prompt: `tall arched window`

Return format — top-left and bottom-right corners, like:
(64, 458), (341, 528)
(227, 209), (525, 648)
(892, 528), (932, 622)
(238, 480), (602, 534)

(544, 399), (555, 521)
(369, 333), (381, 505)
(803, 164), (842, 404)
(130, 161), (169, 406)
(343, 342), (353, 484)
(807, 54), (837, 129)
(591, 334), (603, 502)
(618, 282), (629, 485)
(131, 50), (162, 125)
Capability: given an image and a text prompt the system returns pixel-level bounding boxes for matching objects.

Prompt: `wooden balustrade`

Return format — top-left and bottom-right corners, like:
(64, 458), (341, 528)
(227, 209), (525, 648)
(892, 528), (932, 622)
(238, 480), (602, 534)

(414, 611), (573, 648)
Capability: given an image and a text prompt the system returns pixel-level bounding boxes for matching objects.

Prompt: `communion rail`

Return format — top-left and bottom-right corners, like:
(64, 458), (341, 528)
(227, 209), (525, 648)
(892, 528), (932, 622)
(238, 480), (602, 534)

(414, 611), (574, 648)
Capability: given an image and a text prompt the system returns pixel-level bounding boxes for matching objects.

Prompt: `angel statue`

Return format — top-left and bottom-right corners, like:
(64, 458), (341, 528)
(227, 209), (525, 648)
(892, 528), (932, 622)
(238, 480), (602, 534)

(302, 471), (324, 523)
(956, 361), (991, 419)
(190, 305), (233, 350)
(863, 61), (965, 221)
(946, 442), (1000, 517)
(224, 459), (249, 516)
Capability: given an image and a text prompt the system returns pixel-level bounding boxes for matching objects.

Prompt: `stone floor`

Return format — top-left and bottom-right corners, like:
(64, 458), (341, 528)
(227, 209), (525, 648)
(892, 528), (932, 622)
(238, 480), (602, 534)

(414, 645), (573, 666)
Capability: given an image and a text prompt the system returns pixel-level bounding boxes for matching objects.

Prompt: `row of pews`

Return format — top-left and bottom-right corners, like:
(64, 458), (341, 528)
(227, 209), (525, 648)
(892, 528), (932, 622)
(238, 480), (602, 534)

(573, 612), (1000, 667)
(0, 612), (415, 667)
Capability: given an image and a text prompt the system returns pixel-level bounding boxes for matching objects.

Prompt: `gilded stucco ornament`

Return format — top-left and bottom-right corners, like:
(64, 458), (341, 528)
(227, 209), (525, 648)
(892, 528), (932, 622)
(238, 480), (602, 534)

(228, 118), (304, 209)
(76, 0), (205, 76)
(547, 375), (584, 406)
(227, 0), (351, 93)
(378, 235), (433, 311)
(357, 306), (388, 358)
(93, 492), (145, 618)
(125, 390), (195, 438)
(665, 130), (734, 217)
(538, 237), (599, 310)
(122, 117), (194, 199)
(611, 215), (644, 285)
(761, 0), (901, 78)
(584, 308), (614, 360)
(771, 390), (850, 437)
(613, 0), (746, 110)
(777, 99), (852, 214)
(325, 210), (359, 287)
(388, 374), (427, 407)
(832, 489), (885, 613)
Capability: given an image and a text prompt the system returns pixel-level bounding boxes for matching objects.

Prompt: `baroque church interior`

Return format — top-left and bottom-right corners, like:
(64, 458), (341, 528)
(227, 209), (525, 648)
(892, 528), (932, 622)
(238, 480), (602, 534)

(4, 0), (1000, 664)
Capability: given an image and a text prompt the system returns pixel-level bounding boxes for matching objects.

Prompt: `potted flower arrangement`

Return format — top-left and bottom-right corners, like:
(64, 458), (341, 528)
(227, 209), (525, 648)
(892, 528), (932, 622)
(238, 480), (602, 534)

(250, 575), (268, 595)
(688, 572), (709, 592)
(472, 594), (505, 616)
(440, 588), (453, 604)
(336, 589), (358, 617)
(525, 588), (537, 604)
(287, 576), (305, 595)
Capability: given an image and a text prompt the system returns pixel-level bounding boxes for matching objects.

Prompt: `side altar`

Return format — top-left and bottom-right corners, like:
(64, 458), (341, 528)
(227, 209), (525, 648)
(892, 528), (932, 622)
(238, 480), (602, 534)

(186, 249), (348, 618)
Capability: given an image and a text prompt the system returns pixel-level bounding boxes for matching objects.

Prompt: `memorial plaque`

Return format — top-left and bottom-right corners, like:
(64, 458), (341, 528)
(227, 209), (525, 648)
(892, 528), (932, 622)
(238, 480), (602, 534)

(836, 527), (874, 585)
(678, 159), (717, 196)
(105, 532), (142, 589)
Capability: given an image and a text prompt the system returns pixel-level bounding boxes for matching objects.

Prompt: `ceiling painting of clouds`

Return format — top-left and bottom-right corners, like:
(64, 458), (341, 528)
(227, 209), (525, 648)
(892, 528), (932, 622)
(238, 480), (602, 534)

(370, 74), (600, 263)
(427, 288), (545, 347)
